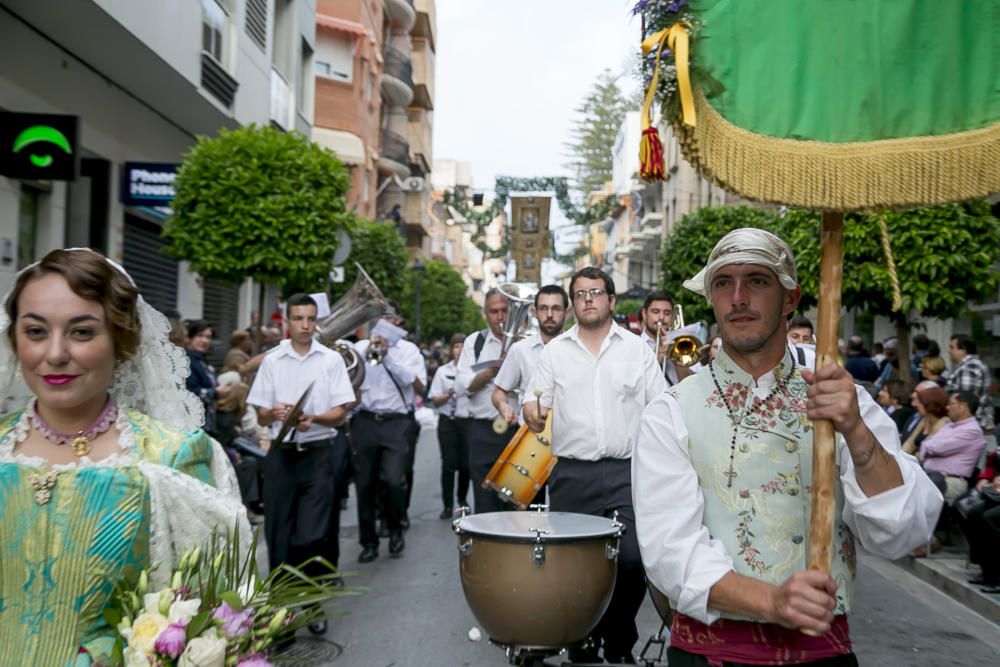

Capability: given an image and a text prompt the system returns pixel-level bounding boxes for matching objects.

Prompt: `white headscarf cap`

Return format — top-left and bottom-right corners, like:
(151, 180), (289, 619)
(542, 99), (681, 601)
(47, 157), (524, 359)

(683, 228), (798, 299)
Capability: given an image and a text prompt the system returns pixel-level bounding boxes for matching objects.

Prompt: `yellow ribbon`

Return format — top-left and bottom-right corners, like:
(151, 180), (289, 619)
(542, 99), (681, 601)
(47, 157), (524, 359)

(641, 23), (696, 128)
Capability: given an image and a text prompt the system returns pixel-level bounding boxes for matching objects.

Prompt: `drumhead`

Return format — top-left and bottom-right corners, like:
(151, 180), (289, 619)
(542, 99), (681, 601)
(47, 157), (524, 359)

(454, 511), (621, 541)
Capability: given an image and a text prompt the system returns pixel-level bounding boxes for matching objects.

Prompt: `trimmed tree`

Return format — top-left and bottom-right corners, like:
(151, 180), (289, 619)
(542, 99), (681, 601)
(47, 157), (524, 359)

(399, 260), (483, 342)
(776, 200), (1000, 382)
(564, 69), (632, 194)
(659, 205), (777, 323)
(164, 125), (353, 339)
(329, 218), (409, 306)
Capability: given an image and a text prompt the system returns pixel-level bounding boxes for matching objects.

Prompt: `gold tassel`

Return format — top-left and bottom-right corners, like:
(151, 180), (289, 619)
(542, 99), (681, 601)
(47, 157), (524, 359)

(639, 23), (695, 181)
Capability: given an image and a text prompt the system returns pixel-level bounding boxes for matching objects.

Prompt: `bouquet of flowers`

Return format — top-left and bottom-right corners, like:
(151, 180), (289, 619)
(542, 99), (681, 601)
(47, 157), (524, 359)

(104, 529), (348, 666)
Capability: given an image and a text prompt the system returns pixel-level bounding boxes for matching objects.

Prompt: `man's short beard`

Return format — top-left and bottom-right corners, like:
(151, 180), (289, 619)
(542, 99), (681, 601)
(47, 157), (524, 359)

(540, 322), (563, 337)
(578, 311), (610, 330)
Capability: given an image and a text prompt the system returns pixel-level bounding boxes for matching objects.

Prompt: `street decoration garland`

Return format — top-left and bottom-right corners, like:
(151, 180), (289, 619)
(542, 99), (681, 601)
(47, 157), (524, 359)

(442, 176), (617, 264)
(635, 0), (1000, 210)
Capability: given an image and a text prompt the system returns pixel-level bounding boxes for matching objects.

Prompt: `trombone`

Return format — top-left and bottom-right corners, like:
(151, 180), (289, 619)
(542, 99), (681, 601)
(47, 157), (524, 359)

(656, 304), (703, 369)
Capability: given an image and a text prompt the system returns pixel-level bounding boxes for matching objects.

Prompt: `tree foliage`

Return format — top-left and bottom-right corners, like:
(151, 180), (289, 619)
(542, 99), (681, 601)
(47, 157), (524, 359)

(659, 205), (777, 323)
(399, 260), (484, 342)
(165, 125), (353, 292)
(328, 219), (408, 305)
(564, 69), (632, 195)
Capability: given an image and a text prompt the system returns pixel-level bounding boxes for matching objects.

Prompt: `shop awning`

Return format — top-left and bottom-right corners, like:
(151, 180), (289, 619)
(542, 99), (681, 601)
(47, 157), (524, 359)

(312, 127), (365, 165)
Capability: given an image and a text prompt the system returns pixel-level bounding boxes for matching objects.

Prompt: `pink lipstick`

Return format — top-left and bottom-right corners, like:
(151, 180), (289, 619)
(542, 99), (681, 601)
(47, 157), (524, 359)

(42, 375), (76, 385)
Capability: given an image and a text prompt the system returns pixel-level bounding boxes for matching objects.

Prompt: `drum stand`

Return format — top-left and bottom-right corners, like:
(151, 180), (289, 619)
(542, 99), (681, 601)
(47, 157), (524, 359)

(637, 623), (668, 666)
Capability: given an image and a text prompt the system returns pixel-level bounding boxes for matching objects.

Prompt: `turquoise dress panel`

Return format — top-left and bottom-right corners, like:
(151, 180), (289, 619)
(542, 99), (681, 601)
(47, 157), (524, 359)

(0, 409), (216, 666)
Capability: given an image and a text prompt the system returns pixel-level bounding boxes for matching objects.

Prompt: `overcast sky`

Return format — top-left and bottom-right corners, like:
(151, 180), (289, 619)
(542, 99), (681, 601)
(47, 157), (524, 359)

(433, 1), (641, 280)
(433, 0), (641, 190)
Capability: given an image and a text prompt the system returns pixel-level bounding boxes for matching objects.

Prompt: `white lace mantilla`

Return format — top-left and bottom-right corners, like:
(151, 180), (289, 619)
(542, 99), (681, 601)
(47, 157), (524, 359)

(0, 407), (250, 587)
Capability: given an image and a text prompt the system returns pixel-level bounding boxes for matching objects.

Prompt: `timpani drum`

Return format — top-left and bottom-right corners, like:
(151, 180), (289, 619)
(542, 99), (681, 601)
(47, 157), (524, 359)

(453, 510), (623, 650)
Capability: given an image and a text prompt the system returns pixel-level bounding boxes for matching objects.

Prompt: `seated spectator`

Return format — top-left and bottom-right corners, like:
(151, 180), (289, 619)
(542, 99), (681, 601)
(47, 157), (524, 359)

(920, 354), (949, 387)
(224, 330), (252, 373)
(874, 337), (899, 390)
(910, 333), (933, 380)
(845, 335), (880, 383)
(878, 378), (915, 434)
(919, 391), (985, 504)
(902, 381), (950, 455)
(956, 450), (1000, 592)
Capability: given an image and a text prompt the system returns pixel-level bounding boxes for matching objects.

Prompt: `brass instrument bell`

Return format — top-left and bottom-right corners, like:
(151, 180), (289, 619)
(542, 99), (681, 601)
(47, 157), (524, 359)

(667, 304), (703, 367)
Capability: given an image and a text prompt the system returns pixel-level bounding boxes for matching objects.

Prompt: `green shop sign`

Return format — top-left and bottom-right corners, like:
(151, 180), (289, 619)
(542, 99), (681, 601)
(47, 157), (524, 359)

(0, 111), (79, 181)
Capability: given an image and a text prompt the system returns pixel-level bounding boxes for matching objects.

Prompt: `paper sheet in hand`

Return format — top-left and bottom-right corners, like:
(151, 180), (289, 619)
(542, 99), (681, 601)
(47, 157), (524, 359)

(371, 319), (406, 346)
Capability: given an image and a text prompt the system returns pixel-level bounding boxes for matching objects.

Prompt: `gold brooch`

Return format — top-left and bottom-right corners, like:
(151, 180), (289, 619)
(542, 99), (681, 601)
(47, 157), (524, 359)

(29, 471), (58, 505)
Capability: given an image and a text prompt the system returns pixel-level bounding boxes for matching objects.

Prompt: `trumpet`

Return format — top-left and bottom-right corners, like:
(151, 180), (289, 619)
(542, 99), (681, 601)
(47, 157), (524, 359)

(365, 340), (386, 366)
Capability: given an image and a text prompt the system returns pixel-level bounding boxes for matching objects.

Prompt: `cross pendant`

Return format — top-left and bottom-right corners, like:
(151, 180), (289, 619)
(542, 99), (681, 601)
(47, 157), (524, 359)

(724, 465), (737, 488)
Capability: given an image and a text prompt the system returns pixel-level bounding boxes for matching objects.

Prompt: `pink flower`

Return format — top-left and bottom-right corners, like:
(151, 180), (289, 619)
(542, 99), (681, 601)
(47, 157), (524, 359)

(237, 656), (273, 667)
(154, 621), (188, 659)
(213, 601), (254, 639)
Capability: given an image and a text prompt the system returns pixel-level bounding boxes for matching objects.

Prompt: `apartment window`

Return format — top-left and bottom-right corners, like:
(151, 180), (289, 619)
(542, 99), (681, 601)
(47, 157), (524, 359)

(202, 0), (228, 64)
(316, 34), (353, 82)
(315, 61), (331, 76)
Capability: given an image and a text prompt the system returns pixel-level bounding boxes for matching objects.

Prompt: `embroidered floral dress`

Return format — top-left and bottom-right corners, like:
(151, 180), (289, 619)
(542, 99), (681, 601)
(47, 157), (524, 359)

(0, 406), (247, 666)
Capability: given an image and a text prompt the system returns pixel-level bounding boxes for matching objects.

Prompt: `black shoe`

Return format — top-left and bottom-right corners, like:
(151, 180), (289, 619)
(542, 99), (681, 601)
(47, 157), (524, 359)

(358, 545), (378, 563)
(981, 585), (1000, 594)
(308, 620), (328, 635)
(378, 520), (389, 538)
(389, 531), (405, 557)
(439, 507), (453, 520)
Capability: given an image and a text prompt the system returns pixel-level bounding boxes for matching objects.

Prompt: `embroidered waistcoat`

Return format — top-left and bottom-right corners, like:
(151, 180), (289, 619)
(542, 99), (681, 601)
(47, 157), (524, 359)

(672, 348), (856, 620)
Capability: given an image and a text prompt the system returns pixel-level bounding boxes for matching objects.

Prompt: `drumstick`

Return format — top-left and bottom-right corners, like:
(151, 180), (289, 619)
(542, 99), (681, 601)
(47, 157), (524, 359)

(534, 389), (549, 420)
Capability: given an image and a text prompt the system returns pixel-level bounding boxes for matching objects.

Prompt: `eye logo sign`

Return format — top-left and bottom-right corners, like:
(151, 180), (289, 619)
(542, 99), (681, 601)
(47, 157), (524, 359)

(12, 125), (72, 168)
(0, 111), (78, 181)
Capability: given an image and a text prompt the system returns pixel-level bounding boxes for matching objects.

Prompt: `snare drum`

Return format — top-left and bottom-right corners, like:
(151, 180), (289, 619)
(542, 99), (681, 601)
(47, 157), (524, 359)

(453, 510), (623, 649)
(483, 421), (556, 510)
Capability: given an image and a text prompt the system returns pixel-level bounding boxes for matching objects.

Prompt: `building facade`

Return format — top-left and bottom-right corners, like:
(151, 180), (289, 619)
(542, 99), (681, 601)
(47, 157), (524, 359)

(1, 0), (316, 348)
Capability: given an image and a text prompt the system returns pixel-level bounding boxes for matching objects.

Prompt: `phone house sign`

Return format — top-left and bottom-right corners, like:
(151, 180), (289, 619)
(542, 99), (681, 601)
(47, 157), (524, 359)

(121, 162), (179, 206)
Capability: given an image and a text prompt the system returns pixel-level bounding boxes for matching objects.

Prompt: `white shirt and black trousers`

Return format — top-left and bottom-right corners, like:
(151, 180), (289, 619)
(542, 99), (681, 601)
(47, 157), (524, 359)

(353, 339), (427, 549)
(247, 340), (356, 573)
(527, 323), (667, 661)
(456, 329), (511, 514)
(428, 359), (470, 512)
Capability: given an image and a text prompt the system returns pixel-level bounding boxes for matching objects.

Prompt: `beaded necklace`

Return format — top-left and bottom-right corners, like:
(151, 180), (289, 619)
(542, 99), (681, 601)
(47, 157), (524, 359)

(30, 395), (118, 457)
(708, 355), (796, 487)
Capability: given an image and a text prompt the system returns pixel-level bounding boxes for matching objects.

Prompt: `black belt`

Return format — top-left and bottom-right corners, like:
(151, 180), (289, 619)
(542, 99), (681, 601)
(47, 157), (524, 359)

(359, 409), (410, 422)
(277, 436), (334, 452)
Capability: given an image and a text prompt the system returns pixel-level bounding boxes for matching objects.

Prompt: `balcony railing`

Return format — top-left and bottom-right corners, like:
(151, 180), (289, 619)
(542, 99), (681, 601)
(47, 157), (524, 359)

(380, 129), (410, 167)
(384, 47), (413, 89)
(270, 68), (293, 130)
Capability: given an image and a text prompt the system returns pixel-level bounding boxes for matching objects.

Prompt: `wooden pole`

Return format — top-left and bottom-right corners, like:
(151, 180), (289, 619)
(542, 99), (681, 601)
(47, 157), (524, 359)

(807, 211), (844, 574)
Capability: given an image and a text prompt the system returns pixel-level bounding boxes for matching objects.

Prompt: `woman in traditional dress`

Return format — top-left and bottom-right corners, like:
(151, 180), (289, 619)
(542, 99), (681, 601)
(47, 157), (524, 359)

(0, 248), (248, 665)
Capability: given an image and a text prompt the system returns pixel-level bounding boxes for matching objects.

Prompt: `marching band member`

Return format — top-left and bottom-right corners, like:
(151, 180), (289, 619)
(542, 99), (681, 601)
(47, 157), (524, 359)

(491, 284), (569, 427)
(633, 228), (941, 666)
(523, 267), (666, 664)
(247, 293), (356, 634)
(456, 288), (510, 514)
(428, 333), (471, 519)
(353, 311), (426, 562)
(639, 290), (695, 385)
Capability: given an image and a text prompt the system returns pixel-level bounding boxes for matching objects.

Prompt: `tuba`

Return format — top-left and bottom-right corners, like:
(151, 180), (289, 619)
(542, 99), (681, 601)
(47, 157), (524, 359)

(665, 304), (703, 368)
(497, 282), (537, 357)
(315, 263), (395, 387)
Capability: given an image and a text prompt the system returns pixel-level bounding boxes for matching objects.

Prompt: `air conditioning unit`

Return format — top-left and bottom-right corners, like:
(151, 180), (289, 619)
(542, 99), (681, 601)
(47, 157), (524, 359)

(401, 176), (425, 192)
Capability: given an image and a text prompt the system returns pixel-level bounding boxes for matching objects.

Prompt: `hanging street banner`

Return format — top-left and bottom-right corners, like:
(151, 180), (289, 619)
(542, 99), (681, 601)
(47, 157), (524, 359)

(0, 111), (79, 181)
(510, 195), (551, 284)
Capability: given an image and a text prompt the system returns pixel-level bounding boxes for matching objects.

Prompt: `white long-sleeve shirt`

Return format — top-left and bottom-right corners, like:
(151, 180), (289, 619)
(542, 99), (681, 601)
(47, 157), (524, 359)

(524, 323), (666, 460)
(455, 328), (504, 419)
(355, 338), (427, 414)
(427, 359), (469, 418)
(632, 367), (943, 625)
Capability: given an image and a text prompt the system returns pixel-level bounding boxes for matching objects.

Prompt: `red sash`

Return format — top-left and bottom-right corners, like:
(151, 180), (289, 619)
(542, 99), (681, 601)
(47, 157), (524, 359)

(669, 612), (852, 666)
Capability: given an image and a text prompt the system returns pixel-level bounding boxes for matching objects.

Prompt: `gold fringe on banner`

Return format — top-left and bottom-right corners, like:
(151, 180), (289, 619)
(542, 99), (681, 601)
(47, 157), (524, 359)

(673, 89), (1000, 211)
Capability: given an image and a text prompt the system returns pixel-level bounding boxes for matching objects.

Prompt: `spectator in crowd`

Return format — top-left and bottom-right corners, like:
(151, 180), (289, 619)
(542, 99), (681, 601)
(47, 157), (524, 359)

(786, 314), (814, 346)
(875, 337), (899, 390)
(920, 354), (949, 387)
(262, 326), (282, 350)
(185, 319), (223, 436)
(956, 449), (1000, 593)
(901, 382), (950, 455)
(918, 391), (985, 504)
(878, 378), (916, 434)
(910, 333), (932, 379)
(224, 330), (252, 373)
(946, 334), (996, 435)
(845, 335), (880, 383)
(872, 341), (886, 367)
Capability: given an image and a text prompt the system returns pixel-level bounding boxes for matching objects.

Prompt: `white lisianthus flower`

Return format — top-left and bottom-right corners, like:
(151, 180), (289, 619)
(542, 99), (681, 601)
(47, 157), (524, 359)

(127, 612), (170, 655)
(237, 577), (259, 605)
(168, 597), (202, 624)
(142, 592), (164, 615)
(123, 645), (154, 667)
(178, 627), (227, 667)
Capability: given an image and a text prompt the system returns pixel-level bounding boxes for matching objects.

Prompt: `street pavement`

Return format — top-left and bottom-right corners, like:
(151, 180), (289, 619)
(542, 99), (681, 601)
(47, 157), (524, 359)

(313, 413), (1000, 666)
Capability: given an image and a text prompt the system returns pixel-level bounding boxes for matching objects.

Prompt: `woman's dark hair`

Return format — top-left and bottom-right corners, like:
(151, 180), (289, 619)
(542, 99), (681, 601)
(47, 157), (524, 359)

(6, 248), (140, 361)
(186, 319), (214, 340)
